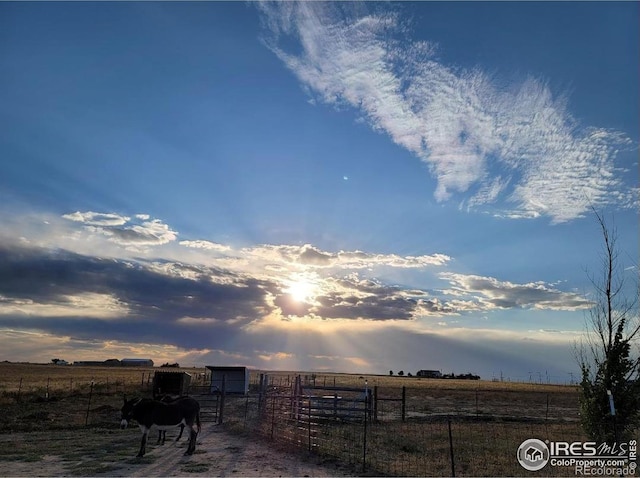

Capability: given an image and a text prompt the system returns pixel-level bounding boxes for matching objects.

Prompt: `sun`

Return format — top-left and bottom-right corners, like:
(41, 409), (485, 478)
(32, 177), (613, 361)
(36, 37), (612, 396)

(285, 275), (318, 303)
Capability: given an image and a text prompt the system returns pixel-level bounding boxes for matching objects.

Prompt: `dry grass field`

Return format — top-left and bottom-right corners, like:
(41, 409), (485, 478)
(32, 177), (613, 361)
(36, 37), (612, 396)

(0, 362), (602, 476)
(0, 362), (207, 394)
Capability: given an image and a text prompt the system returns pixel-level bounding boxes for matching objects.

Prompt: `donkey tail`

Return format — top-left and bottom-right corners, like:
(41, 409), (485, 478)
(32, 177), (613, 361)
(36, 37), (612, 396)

(196, 410), (201, 433)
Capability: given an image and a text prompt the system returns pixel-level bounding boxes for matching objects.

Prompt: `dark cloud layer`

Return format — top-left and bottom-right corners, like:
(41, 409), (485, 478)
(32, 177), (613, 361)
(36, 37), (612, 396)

(0, 244), (275, 349)
(0, 243), (430, 353)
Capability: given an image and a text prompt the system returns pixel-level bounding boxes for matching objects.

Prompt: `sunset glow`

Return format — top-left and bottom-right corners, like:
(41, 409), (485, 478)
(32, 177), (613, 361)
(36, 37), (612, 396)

(285, 274), (319, 304)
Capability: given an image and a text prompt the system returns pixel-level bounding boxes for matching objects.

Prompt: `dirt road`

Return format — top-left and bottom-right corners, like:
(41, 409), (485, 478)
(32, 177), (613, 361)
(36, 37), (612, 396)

(4, 424), (355, 477)
(111, 424), (354, 477)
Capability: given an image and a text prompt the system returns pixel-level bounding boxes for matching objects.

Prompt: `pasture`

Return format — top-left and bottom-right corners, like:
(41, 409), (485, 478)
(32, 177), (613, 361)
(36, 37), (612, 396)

(0, 362), (618, 476)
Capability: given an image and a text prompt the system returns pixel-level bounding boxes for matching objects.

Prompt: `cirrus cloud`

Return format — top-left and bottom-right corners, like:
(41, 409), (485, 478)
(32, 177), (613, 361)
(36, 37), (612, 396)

(257, 2), (635, 223)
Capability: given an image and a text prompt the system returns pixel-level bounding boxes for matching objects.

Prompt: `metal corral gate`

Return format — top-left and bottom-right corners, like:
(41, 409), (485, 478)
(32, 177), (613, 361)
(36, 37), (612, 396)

(251, 375), (372, 470)
(187, 385), (221, 423)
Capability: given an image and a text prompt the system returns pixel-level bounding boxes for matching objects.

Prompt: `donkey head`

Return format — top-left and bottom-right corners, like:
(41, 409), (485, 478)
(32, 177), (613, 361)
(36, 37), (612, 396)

(120, 396), (141, 429)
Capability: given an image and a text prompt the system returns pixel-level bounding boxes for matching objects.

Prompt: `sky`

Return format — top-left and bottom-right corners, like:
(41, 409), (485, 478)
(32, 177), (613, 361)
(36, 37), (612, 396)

(0, 1), (638, 383)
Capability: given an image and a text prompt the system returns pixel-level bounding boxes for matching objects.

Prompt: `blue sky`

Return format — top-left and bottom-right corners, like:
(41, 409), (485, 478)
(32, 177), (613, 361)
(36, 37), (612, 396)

(0, 2), (637, 382)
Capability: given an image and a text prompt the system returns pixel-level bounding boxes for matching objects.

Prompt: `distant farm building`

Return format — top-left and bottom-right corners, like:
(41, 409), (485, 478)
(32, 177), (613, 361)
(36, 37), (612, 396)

(152, 371), (192, 397)
(121, 358), (154, 367)
(74, 360), (119, 366)
(73, 358), (154, 367)
(417, 370), (442, 378)
(206, 366), (250, 395)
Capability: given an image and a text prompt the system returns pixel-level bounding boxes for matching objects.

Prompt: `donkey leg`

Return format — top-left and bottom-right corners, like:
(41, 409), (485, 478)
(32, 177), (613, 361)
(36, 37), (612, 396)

(137, 429), (149, 457)
(184, 428), (197, 456)
(175, 424), (184, 442)
(156, 430), (163, 445)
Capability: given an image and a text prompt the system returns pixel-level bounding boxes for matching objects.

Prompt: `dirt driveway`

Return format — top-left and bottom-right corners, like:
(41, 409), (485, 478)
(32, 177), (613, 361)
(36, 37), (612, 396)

(3, 423), (355, 477)
(111, 424), (354, 477)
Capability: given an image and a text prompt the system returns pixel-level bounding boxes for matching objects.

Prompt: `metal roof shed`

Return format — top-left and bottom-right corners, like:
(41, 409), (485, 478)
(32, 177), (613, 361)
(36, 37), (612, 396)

(206, 366), (250, 395)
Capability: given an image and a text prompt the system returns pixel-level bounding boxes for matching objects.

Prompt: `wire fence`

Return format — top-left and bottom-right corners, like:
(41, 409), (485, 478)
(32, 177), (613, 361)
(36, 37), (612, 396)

(217, 374), (638, 476)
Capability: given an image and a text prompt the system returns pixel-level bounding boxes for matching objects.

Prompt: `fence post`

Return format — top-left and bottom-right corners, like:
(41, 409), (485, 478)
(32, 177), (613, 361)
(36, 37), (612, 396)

(218, 374), (226, 425)
(270, 393), (276, 439)
(85, 380), (94, 426)
(401, 386), (406, 422)
(243, 393), (249, 430)
(46, 377), (50, 400)
(448, 417), (456, 477)
(17, 377), (22, 402)
(362, 392), (369, 473)
(307, 392), (312, 452)
(546, 393), (549, 421)
(373, 386), (378, 422)
(258, 374), (266, 416)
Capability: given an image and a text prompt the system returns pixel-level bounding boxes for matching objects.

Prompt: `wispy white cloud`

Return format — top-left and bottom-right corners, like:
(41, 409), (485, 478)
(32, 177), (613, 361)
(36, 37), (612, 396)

(62, 211), (129, 227)
(180, 240), (231, 252)
(63, 211), (178, 247)
(257, 2), (635, 223)
(439, 272), (593, 311)
(242, 243), (450, 270)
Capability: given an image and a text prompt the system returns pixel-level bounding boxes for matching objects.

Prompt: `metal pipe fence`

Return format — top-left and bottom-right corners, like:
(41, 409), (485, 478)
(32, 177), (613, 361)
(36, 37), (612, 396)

(216, 377), (638, 476)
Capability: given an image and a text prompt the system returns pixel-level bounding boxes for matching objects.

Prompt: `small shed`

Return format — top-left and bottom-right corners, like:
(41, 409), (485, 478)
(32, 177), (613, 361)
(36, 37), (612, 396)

(152, 371), (192, 397)
(206, 366), (250, 395)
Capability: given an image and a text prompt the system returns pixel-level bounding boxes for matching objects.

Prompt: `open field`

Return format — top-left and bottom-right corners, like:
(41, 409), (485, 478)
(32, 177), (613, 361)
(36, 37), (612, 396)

(0, 362), (208, 395)
(0, 362), (576, 393)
